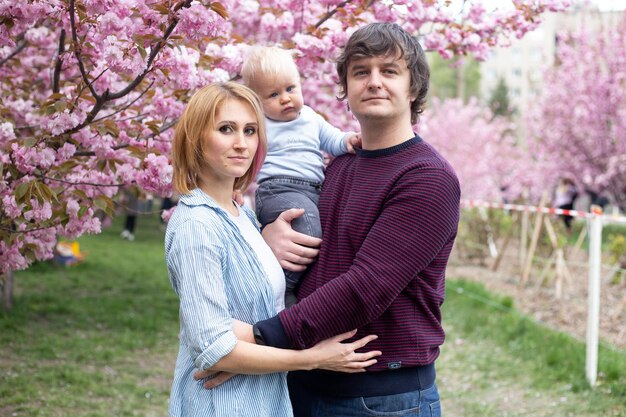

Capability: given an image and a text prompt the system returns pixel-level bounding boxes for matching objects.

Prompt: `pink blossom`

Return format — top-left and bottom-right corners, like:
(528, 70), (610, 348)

(0, 122), (15, 143)
(2, 194), (23, 219)
(23, 199), (53, 222)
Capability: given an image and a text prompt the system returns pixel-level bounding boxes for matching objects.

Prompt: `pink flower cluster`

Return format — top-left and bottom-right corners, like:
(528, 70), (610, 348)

(0, 0), (572, 273)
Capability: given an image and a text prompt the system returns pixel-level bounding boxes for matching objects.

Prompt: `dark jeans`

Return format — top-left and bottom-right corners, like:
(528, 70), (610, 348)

(288, 374), (441, 417)
(255, 177), (322, 307)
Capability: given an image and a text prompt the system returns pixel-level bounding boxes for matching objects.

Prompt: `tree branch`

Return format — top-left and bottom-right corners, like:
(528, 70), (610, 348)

(107, 0), (193, 100)
(315, 0), (353, 29)
(62, 0), (192, 137)
(52, 29), (67, 94)
(92, 80), (154, 124)
(40, 175), (125, 187)
(69, 0), (100, 100)
(0, 32), (27, 68)
(73, 119), (177, 156)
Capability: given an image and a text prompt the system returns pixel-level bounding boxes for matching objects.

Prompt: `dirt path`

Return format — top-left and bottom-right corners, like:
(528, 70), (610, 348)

(447, 249), (626, 349)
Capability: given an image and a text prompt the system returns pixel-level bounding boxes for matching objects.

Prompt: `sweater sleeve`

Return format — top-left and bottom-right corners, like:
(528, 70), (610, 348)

(274, 167), (460, 349)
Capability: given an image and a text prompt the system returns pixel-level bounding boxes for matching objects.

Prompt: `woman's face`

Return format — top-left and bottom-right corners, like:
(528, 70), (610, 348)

(200, 99), (259, 186)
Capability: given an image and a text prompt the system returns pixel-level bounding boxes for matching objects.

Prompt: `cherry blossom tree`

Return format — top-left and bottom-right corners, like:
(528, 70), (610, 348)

(526, 19), (626, 211)
(0, 0), (571, 282)
(419, 97), (523, 202)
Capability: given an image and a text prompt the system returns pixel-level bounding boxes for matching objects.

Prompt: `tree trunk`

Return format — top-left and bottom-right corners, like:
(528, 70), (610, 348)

(1, 270), (14, 310)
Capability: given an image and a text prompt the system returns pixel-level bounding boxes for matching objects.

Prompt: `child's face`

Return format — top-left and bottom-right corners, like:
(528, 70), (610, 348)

(251, 70), (304, 122)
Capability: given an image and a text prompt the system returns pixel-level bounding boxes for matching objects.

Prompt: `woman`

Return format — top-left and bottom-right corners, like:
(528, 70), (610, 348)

(165, 82), (380, 417)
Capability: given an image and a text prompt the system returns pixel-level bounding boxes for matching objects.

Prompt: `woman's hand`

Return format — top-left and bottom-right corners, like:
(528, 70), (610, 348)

(307, 329), (381, 373)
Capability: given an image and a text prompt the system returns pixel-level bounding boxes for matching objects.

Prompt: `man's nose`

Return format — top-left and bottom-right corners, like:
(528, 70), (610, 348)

(367, 70), (382, 89)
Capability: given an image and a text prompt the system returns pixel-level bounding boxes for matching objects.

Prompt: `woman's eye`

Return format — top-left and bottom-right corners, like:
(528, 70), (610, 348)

(244, 127), (256, 136)
(219, 125), (233, 133)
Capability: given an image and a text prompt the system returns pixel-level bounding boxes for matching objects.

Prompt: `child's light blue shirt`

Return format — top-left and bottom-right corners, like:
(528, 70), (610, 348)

(257, 105), (349, 182)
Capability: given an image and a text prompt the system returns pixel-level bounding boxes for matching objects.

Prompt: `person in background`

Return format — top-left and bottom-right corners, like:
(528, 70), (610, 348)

(165, 82), (380, 417)
(554, 177), (578, 230)
(240, 46), (361, 307)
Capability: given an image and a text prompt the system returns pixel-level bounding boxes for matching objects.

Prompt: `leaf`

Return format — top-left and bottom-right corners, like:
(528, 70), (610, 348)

(209, 2), (229, 19)
(103, 120), (120, 137)
(153, 4), (170, 14)
(137, 43), (147, 59)
(14, 182), (31, 201)
(94, 196), (114, 216)
(23, 137), (38, 148)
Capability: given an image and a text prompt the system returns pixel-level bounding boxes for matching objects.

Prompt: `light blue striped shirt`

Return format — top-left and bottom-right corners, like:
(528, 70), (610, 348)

(164, 189), (292, 417)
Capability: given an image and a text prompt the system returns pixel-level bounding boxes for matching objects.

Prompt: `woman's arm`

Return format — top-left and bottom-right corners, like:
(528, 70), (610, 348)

(195, 329), (380, 389)
(209, 329), (379, 374)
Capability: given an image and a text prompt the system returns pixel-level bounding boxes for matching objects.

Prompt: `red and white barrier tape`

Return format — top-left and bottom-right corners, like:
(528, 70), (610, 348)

(461, 199), (626, 224)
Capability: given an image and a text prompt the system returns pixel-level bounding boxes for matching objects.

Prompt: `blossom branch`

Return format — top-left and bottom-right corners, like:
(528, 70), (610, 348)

(52, 29), (66, 94)
(0, 32), (27, 68)
(314, 0), (353, 29)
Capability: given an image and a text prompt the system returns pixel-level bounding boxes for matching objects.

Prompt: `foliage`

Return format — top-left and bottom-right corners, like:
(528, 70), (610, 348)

(427, 53), (481, 101)
(0, 0), (572, 272)
(526, 19), (626, 210)
(488, 76), (515, 118)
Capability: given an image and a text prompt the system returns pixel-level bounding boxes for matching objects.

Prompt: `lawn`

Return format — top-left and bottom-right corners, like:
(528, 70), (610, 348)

(1, 213), (624, 416)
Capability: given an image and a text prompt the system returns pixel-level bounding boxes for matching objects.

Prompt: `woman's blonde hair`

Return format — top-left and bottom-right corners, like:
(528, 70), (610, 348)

(172, 82), (267, 195)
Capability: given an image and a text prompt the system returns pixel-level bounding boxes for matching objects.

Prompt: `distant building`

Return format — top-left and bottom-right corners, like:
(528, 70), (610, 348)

(479, 5), (623, 119)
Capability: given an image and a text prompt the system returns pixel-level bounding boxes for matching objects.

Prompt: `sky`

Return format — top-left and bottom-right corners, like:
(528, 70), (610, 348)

(448, 0), (626, 12)
(593, 0), (626, 11)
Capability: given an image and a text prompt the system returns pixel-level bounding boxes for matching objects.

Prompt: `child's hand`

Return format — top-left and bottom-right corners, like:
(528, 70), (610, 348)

(345, 133), (362, 154)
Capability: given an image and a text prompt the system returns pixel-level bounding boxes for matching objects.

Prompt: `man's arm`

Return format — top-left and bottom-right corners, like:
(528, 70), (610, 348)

(257, 168), (460, 349)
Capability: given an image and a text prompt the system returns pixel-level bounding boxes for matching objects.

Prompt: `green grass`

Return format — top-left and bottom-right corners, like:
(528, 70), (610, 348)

(0, 214), (624, 416)
(439, 279), (626, 416)
(0, 214), (179, 417)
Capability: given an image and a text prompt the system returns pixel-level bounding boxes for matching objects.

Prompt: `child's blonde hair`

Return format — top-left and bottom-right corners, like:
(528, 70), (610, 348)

(241, 46), (300, 89)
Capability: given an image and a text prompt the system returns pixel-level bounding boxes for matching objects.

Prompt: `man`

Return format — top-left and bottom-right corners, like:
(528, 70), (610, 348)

(197, 22), (460, 416)
(255, 22), (460, 416)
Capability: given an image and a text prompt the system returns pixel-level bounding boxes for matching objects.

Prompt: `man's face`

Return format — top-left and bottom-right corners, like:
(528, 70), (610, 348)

(345, 53), (415, 124)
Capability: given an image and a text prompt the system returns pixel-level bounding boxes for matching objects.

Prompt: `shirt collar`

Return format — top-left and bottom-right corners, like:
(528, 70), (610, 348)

(178, 188), (220, 209)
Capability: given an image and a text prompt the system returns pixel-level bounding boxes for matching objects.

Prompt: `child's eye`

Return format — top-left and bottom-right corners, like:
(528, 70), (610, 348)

(269, 92), (279, 98)
(287, 86), (295, 92)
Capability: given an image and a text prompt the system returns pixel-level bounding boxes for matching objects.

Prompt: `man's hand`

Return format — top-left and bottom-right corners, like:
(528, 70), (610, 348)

(261, 208), (321, 272)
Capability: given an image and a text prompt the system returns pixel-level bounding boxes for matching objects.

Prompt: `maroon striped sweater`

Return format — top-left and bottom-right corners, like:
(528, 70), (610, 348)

(256, 136), (460, 395)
